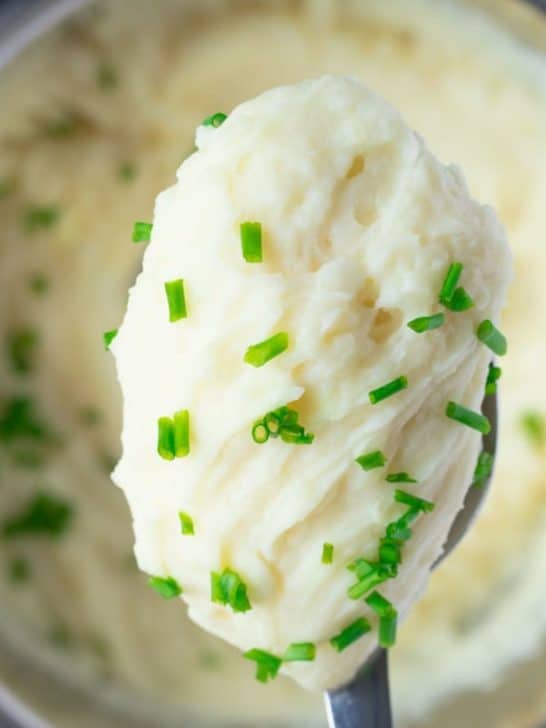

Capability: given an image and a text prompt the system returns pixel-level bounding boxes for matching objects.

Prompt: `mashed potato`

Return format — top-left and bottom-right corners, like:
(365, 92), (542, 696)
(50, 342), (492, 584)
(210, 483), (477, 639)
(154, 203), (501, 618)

(112, 75), (511, 691)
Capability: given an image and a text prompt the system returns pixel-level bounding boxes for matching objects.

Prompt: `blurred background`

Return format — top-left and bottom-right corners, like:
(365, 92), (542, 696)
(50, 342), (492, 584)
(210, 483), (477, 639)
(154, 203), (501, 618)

(0, 1), (545, 726)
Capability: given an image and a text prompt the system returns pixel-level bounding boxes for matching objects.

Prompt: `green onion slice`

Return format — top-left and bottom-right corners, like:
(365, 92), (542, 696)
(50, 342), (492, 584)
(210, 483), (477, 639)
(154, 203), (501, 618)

(244, 649), (282, 682)
(178, 511), (195, 535)
(244, 332), (289, 367)
(472, 451), (494, 488)
(394, 489), (434, 513)
(251, 421), (269, 444)
(329, 618), (371, 652)
(385, 472), (417, 484)
(102, 329), (118, 351)
(148, 576), (182, 599)
(322, 543), (334, 564)
(445, 287), (474, 312)
(202, 112), (228, 128)
(164, 279), (188, 322)
(355, 450), (386, 471)
(438, 262), (463, 305)
(369, 376), (408, 405)
(240, 222), (263, 263)
(132, 221), (152, 243)
(211, 568), (252, 613)
(282, 643), (316, 662)
(477, 319), (507, 356)
(446, 401), (491, 434)
(407, 313), (445, 333)
(485, 364), (502, 396)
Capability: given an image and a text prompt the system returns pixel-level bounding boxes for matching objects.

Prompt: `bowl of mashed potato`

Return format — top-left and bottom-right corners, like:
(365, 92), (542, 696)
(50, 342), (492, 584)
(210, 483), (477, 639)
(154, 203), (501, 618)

(0, 1), (545, 727)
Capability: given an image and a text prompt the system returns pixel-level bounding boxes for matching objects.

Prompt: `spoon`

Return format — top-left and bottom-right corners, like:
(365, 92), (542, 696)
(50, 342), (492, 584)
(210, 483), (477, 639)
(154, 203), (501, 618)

(325, 388), (498, 728)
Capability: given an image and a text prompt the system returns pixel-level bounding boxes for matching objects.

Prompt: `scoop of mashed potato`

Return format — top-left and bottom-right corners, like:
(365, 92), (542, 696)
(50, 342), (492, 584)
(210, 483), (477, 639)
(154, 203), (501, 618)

(112, 76), (511, 691)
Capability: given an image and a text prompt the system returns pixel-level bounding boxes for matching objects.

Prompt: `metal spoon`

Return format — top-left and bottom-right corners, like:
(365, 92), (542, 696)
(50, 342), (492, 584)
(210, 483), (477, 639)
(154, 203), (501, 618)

(325, 388), (498, 728)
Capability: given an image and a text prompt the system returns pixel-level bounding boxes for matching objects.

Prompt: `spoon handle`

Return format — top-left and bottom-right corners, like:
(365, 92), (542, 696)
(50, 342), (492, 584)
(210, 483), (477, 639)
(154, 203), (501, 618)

(324, 649), (393, 728)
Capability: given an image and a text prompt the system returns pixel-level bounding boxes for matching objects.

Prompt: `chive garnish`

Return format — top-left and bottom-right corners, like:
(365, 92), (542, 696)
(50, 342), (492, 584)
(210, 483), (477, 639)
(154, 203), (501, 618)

(29, 274), (49, 295)
(446, 401), (491, 434)
(8, 557), (30, 584)
(148, 576), (182, 599)
(251, 421), (269, 444)
(132, 221), (152, 243)
(157, 410), (190, 460)
(330, 617), (371, 652)
(477, 320), (507, 356)
(283, 643), (316, 662)
(211, 567), (252, 613)
(520, 411), (545, 449)
(23, 206), (60, 232)
(164, 279), (188, 322)
(240, 222), (263, 263)
(103, 329), (118, 350)
(485, 364), (502, 396)
(252, 405), (313, 445)
(0, 397), (48, 443)
(438, 263), (463, 305)
(368, 376), (408, 405)
(178, 511), (195, 535)
(355, 450), (386, 471)
(385, 472), (417, 484)
(8, 328), (38, 375)
(472, 451), (494, 487)
(365, 591), (398, 648)
(244, 332), (289, 367)
(322, 543), (334, 564)
(385, 507), (420, 543)
(97, 62), (118, 91)
(378, 537), (401, 566)
(244, 649), (282, 683)
(202, 112), (228, 128)
(2, 492), (73, 539)
(445, 287), (474, 312)
(394, 489), (434, 513)
(347, 561), (395, 600)
(407, 313), (445, 333)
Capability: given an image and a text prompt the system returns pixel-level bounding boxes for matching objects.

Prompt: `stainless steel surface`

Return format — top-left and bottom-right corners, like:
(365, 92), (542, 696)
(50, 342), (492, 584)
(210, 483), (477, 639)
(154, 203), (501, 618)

(325, 392), (498, 728)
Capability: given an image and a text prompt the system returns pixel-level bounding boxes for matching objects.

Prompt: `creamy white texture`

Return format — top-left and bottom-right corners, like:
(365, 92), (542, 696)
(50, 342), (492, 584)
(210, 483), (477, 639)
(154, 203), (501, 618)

(0, 0), (544, 726)
(112, 75), (511, 691)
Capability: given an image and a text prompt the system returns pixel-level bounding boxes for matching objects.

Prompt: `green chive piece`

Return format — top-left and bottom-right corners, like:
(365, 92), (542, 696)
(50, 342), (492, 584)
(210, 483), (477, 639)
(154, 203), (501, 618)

(23, 205), (60, 232)
(365, 592), (398, 647)
(244, 332), (289, 367)
(103, 329), (118, 351)
(347, 564), (394, 600)
(252, 405), (313, 445)
(283, 643), (316, 662)
(97, 62), (118, 90)
(322, 543), (334, 564)
(445, 287), (474, 312)
(244, 649), (282, 683)
(385, 472), (417, 484)
(446, 401), (491, 434)
(148, 576), (182, 599)
(164, 279), (188, 322)
(29, 274), (49, 295)
(365, 590), (394, 617)
(202, 112), (228, 128)
(378, 538), (402, 565)
(385, 507), (420, 543)
(472, 451), (494, 487)
(355, 450), (386, 471)
(520, 411), (545, 449)
(211, 568), (252, 613)
(0, 397), (49, 443)
(8, 557), (31, 584)
(8, 328), (38, 375)
(407, 313), (445, 334)
(394, 489), (434, 513)
(178, 511), (195, 535)
(330, 617), (371, 652)
(2, 491), (73, 539)
(251, 421), (269, 444)
(132, 221), (152, 243)
(118, 161), (137, 182)
(240, 222), (263, 263)
(477, 320), (508, 356)
(485, 364), (502, 396)
(157, 417), (175, 460)
(438, 262), (463, 304)
(369, 376), (408, 405)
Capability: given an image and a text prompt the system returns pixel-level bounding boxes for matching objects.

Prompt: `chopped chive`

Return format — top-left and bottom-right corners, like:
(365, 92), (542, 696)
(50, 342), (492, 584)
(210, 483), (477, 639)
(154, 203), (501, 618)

(244, 649), (281, 682)
(148, 576), (182, 599)
(394, 489), (434, 513)
(29, 274), (49, 295)
(178, 511), (195, 535)
(330, 617), (371, 652)
(244, 332), (289, 367)
(485, 364), (502, 396)
(472, 451), (494, 487)
(132, 221), (152, 243)
(103, 329), (118, 350)
(279, 425), (314, 445)
(346, 560), (397, 599)
(157, 417), (175, 460)
(445, 287), (474, 312)
(211, 567), (251, 613)
(385, 472), (417, 484)
(251, 421), (269, 444)
(23, 205), (60, 232)
(8, 328), (38, 375)
(365, 590), (394, 617)
(322, 543), (334, 564)
(0, 397), (49, 443)
(439, 262), (463, 305)
(446, 401), (490, 434)
(8, 557), (30, 584)
(520, 411), (545, 449)
(202, 112), (228, 128)
(407, 313), (445, 333)
(118, 161), (137, 182)
(263, 411), (281, 437)
(477, 320), (507, 356)
(173, 410), (190, 457)
(369, 376), (408, 405)
(385, 507), (420, 543)
(355, 450), (386, 471)
(283, 643), (316, 662)
(164, 279), (188, 322)
(97, 62), (118, 91)
(378, 537), (402, 565)
(240, 222), (263, 263)
(365, 592), (399, 648)
(2, 491), (73, 539)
